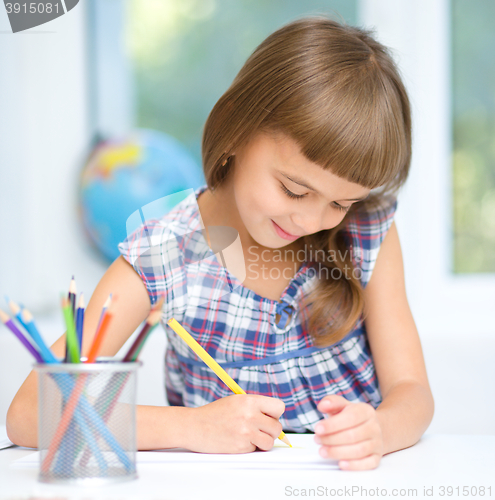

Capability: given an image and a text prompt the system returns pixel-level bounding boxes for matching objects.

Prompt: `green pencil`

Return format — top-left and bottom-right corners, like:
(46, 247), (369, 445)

(62, 296), (80, 363)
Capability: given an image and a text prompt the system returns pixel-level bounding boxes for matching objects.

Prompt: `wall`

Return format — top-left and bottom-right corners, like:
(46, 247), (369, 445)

(0, 2), (107, 315)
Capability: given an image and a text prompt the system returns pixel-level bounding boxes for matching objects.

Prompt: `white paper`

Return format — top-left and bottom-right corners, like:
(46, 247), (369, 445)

(0, 425), (14, 450)
(13, 434), (338, 470)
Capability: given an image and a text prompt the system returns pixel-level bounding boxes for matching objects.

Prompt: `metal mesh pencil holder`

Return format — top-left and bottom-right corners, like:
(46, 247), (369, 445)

(35, 361), (140, 485)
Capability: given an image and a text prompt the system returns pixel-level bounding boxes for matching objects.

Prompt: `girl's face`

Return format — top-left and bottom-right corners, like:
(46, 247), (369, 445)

(231, 132), (371, 249)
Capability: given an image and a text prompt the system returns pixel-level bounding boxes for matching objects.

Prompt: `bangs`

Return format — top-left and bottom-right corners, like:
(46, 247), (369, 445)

(203, 17), (411, 195)
(266, 59), (411, 191)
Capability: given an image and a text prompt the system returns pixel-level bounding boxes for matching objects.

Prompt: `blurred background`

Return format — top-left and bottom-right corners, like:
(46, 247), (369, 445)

(0, 0), (494, 435)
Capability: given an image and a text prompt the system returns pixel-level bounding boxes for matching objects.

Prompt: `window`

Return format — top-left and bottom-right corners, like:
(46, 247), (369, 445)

(452, 0), (495, 273)
(360, 0), (495, 335)
(124, 0), (357, 164)
(89, 0), (495, 336)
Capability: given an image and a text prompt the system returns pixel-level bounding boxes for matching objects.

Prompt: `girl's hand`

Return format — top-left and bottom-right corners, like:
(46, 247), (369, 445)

(314, 395), (384, 471)
(186, 394), (285, 454)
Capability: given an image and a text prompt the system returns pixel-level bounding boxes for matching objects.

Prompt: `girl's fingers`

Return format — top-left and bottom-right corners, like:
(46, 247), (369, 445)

(319, 439), (375, 461)
(317, 395), (349, 414)
(256, 395), (286, 419)
(251, 430), (276, 452)
(258, 413), (283, 441)
(338, 454), (382, 471)
(315, 403), (374, 436)
(314, 422), (369, 446)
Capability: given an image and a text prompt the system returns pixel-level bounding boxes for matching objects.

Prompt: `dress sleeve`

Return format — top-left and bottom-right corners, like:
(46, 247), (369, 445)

(340, 196), (398, 288)
(118, 219), (186, 307)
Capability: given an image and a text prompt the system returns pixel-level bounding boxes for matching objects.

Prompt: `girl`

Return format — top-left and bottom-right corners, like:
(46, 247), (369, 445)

(7, 17), (434, 470)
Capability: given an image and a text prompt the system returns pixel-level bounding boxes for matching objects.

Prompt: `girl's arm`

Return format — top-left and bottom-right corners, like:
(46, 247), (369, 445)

(363, 221), (434, 454)
(314, 221), (434, 469)
(6, 256), (285, 453)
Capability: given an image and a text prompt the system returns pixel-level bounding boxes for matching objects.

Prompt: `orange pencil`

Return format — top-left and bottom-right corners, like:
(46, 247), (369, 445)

(86, 311), (112, 364)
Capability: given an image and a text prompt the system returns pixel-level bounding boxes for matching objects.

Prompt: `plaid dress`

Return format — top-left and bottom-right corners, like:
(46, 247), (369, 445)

(119, 186), (397, 433)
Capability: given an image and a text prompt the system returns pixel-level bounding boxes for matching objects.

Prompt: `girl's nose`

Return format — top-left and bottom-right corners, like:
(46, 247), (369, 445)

(292, 213), (325, 234)
(291, 208), (340, 235)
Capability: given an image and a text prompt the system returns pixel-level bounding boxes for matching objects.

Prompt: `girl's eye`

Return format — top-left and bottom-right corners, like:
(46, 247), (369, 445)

(333, 202), (351, 213)
(281, 182), (351, 212)
(281, 183), (306, 200)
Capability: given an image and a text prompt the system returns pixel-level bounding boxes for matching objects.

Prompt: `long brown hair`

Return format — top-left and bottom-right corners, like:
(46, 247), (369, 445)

(202, 17), (412, 347)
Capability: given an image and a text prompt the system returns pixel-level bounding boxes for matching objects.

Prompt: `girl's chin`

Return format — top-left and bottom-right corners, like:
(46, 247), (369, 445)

(250, 233), (299, 251)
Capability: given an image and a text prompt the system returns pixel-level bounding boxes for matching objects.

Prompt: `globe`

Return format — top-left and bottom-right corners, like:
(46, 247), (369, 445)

(80, 129), (204, 262)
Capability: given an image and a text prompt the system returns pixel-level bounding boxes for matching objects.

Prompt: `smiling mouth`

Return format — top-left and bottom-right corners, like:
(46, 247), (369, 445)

(271, 220), (301, 240)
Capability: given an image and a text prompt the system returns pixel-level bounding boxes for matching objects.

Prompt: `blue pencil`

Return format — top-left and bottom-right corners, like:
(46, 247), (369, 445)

(21, 309), (59, 364)
(6, 298), (29, 330)
(75, 293), (85, 353)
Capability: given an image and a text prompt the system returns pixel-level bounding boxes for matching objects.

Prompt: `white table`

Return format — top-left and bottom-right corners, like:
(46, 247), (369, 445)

(1, 434), (494, 500)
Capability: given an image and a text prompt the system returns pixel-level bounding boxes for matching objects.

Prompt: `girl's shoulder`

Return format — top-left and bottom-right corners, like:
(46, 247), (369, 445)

(339, 194), (398, 287)
(118, 186), (207, 304)
(147, 186), (207, 233)
(119, 186), (206, 250)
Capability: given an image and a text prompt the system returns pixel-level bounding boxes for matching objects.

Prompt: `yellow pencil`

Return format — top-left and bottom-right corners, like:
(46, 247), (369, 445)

(167, 318), (292, 447)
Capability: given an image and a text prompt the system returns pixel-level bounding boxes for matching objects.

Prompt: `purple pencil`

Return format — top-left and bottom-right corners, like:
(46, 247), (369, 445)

(0, 309), (43, 363)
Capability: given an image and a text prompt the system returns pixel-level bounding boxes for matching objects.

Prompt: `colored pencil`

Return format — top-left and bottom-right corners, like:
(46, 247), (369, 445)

(21, 309), (59, 364)
(79, 298), (165, 465)
(0, 309), (43, 363)
(167, 318), (292, 447)
(7, 298), (29, 332)
(69, 276), (77, 317)
(43, 297), (130, 472)
(41, 371), (106, 474)
(97, 294), (112, 331)
(65, 277), (77, 362)
(75, 293), (85, 352)
(86, 311), (112, 363)
(3, 300), (129, 472)
(61, 297), (80, 363)
(1, 309), (109, 471)
(123, 299), (164, 362)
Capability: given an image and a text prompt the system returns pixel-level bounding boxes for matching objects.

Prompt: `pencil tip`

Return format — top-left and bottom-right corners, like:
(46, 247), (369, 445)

(103, 295), (112, 308)
(7, 298), (20, 314)
(280, 435), (292, 447)
(148, 308), (162, 325)
(21, 308), (33, 322)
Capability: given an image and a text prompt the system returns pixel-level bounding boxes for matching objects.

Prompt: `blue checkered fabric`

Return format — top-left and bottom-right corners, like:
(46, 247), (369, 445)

(119, 186), (397, 432)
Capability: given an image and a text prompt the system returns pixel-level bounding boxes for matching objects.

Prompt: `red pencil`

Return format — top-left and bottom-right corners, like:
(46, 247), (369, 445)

(122, 312), (162, 362)
(123, 298), (164, 362)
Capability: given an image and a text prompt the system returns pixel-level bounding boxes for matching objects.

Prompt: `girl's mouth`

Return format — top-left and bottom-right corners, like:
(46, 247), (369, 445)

(271, 220), (300, 241)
